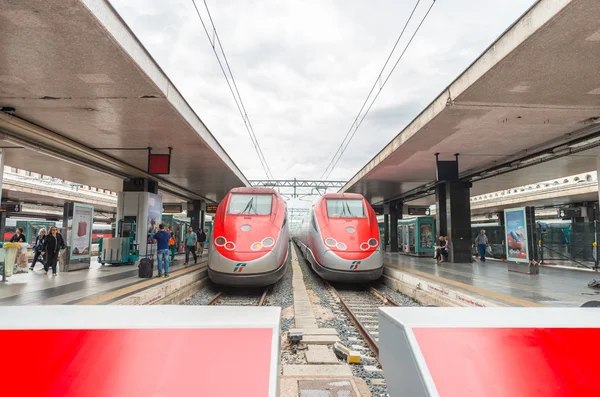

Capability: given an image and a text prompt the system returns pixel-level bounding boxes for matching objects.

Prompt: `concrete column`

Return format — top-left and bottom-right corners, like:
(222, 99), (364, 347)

(123, 177), (158, 194)
(435, 183), (447, 237)
(0, 150), (5, 241)
(445, 181), (472, 263)
(389, 201), (402, 253)
(187, 200), (204, 232)
(383, 213), (389, 252)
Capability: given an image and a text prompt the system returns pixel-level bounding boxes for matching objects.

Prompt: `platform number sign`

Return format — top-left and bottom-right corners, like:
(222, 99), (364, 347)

(234, 263), (247, 273)
(350, 261), (361, 270)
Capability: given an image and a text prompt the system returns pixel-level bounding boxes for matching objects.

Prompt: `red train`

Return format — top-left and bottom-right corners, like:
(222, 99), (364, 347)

(292, 193), (383, 282)
(207, 187), (290, 286)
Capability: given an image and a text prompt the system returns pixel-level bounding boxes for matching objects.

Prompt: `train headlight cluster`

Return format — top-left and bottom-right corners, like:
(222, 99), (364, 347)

(251, 237), (275, 251)
(215, 236), (236, 251)
(360, 238), (379, 250)
(324, 237), (347, 250)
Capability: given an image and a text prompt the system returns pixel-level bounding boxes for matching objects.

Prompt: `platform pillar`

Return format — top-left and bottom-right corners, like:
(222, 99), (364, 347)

(435, 183), (447, 237)
(435, 154), (472, 263)
(187, 200), (205, 233)
(383, 213), (390, 252)
(389, 201), (402, 253)
(118, 178), (163, 259)
(122, 177), (158, 194)
(446, 181), (472, 262)
(0, 149), (5, 242)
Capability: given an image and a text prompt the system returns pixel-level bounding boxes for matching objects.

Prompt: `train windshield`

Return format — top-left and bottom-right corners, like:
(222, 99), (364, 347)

(326, 199), (365, 218)
(228, 194), (273, 215)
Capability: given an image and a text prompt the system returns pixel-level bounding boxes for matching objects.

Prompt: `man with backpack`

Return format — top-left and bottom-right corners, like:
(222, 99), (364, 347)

(153, 224), (171, 278)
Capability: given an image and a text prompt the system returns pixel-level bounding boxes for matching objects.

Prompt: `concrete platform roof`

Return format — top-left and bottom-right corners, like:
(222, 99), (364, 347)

(341, 0), (600, 205)
(0, 0), (249, 203)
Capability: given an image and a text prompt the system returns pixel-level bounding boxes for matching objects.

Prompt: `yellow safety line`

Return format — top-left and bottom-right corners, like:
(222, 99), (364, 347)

(75, 264), (206, 305)
(384, 262), (543, 307)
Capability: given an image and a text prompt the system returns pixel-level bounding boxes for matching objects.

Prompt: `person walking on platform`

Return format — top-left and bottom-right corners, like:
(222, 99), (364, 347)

(153, 224), (171, 278)
(197, 228), (206, 257)
(41, 226), (65, 276)
(29, 228), (47, 270)
(475, 229), (489, 262)
(169, 228), (177, 261)
(9, 227), (26, 243)
(184, 226), (198, 265)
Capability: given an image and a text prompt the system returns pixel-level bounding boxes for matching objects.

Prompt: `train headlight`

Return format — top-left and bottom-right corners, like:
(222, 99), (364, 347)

(360, 238), (379, 250)
(224, 241), (236, 250)
(215, 236), (227, 247)
(336, 242), (347, 250)
(251, 242), (263, 251)
(325, 238), (337, 247)
(262, 237), (275, 247)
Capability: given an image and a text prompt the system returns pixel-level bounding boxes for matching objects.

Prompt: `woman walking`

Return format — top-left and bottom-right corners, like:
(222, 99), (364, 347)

(29, 228), (47, 271)
(41, 226), (66, 276)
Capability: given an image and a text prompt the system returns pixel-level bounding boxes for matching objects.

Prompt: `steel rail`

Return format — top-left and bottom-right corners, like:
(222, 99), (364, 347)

(328, 283), (380, 359)
(207, 291), (224, 305)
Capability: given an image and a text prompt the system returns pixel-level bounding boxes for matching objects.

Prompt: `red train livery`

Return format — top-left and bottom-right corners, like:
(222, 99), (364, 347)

(292, 193), (383, 282)
(207, 187), (290, 286)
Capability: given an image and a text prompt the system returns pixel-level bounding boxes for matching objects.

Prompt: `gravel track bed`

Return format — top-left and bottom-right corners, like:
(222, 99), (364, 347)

(293, 244), (390, 397)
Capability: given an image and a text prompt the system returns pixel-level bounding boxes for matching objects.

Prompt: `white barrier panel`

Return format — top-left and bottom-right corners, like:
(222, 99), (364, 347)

(379, 307), (600, 397)
(0, 306), (280, 397)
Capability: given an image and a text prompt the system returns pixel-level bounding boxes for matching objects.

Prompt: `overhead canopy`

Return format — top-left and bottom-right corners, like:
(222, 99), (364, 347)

(341, 0), (600, 205)
(0, 0), (248, 203)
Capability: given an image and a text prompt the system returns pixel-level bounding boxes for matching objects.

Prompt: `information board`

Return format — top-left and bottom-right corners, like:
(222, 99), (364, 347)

(504, 207), (529, 263)
(70, 203), (94, 259)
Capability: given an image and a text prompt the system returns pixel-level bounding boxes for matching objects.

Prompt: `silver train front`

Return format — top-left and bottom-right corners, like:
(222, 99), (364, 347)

(291, 209), (383, 283)
(208, 226), (290, 287)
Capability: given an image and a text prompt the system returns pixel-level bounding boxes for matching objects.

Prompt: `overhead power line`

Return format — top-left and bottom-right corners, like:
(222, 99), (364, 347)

(320, 0), (436, 180)
(191, 0), (274, 180)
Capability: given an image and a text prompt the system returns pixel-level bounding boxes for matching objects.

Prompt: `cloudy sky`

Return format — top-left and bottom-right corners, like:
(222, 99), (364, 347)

(110, 0), (536, 186)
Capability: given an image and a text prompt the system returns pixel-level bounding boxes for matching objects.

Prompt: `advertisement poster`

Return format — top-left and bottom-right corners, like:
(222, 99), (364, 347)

(147, 193), (163, 240)
(504, 208), (529, 262)
(419, 221), (434, 249)
(71, 203), (94, 259)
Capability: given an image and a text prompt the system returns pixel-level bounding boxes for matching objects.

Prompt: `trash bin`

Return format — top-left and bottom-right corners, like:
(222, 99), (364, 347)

(2, 243), (20, 277)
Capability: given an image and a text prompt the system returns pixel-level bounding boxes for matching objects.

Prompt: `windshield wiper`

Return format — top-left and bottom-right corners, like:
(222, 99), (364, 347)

(344, 202), (354, 217)
(240, 197), (257, 214)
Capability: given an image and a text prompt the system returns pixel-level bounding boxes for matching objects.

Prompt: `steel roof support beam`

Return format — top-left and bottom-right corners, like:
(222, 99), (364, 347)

(0, 113), (210, 203)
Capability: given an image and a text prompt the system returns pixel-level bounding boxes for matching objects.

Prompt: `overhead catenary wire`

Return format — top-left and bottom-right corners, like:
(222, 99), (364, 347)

(321, 0), (436, 181)
(319, 0), (422, 181)
(191, 0), (275, 180)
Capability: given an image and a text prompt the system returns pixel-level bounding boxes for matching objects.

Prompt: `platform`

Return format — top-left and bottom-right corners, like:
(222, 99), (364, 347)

(378, 307), (600, 397)
(0, 305), (280, 397)
(384, 253), (599, 307)
(0, 253), (207, 305)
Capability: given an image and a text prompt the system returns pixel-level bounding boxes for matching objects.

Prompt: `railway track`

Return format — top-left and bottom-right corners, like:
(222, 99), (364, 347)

(328, 284), (399, 359)
(207, 287), (270, 306)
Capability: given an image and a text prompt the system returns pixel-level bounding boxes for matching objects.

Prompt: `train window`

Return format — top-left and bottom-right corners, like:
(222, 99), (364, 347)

(326, 200), (365, 218)
(228, 194), (273, 215)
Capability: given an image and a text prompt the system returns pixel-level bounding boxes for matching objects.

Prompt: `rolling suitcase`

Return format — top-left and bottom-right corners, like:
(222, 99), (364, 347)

(138, 257), (154, 278)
